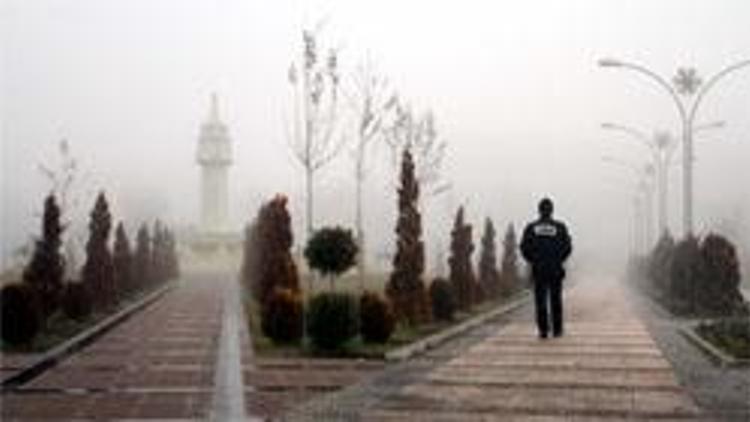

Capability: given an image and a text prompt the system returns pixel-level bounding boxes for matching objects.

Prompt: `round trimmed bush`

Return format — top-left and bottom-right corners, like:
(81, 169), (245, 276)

(261, 288), (304, 344)
(430, 277), (456, 321)
(306, 292), (359, 350)
(1, 283), (41, 346)
(359, 292), (395, 344)
(62, 282), (93, 321)
(304, 226), (358, 289)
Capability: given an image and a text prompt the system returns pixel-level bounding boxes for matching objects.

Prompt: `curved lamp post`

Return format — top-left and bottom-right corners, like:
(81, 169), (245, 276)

(602, 155), (657, 249)
(598, 58), (750, 236)
(601, 124), (674, 238)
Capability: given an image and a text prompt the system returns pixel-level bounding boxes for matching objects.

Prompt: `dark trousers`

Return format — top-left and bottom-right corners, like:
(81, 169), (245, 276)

(533, 276), (563, 336)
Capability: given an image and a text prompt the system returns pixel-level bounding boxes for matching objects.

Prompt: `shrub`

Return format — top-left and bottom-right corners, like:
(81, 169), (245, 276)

(359, 292), (395, 344)
(699, 233), (745, 316)
(62, 282), (93, 321)
(1, 284), (41, 346)
(304, 226), (358, 290)
(669, 236), (703, 313)
(696, 319), (750, 359)
(306, 292), (359, 350)
(647, 232), (675, 294)
(430, 277), (456, 321)
(241, 195), (300, 305)
(261, 288), (304, 344)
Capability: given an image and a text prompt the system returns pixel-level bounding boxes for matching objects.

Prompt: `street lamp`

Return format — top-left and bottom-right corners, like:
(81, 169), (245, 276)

(601, 124), (675, 239)
(599, 58), (750, 236)
(602, 156), (657, 248)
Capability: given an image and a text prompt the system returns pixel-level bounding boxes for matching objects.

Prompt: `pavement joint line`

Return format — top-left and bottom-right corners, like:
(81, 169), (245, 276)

(364, 407), (702, 420)
(208, 280), (247, 421)
(376, 397), (700, 419)
(1, 283), (174, 391)
(433, 362), (673, 370)
(422, 378), (686, 391)
(452, 349), (663, 357)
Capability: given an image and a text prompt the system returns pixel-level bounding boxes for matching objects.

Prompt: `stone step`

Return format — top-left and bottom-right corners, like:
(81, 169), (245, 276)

(427, 366), (680, 389)
(464, 344), (662, 356)
(358, 408), (701, 421)
(383, 383), (700, 419)
(445, 355), (672, 370)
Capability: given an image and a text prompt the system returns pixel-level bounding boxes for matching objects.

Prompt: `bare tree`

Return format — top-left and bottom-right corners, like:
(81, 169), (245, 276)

(385, 103), (450, 198)
(284, 28), (344, 242)
(342, 57), (398, 288)
(385, 103), (450, 277)
(37, 139), (93, 278)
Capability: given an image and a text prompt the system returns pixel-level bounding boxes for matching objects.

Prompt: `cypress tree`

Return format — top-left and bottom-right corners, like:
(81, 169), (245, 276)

(164, 228), (180, 280)
(150, 221), (166, 285)
(386, 148), (429, 325)
(23, 194), (65, 320)
(500, 223), (521, 294)
(113, 222), (133, 299)
(241, 195), (300, 305)
(479, 217), (501, 299)
(449, 206), (476, 311)
(134, 223), (151, 291)
(82, 192), (115, 310)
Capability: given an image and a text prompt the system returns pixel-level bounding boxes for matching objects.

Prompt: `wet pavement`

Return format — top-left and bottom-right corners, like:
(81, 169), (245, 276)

(1, 273), (717, 421)
(285, 276), (704, 421)
(0, 270), (383, 420)
(1, 273), (223, 420)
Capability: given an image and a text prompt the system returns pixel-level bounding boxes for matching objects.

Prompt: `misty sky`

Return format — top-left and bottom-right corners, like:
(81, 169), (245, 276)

(2, 0), (749, 272)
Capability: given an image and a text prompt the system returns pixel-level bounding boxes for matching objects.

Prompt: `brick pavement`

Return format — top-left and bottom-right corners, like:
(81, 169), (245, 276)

(286, 276), (704, 421)
(1, 273), (223, 420)
(3, 273), (705, 421)
(1, 271), (385, 421)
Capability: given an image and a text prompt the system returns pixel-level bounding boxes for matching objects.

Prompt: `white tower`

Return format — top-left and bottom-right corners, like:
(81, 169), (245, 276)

(197, 93), (232, 233)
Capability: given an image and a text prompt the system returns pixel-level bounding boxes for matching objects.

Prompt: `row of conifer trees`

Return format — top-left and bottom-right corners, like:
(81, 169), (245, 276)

(240, 148), (525, 350)
(1, 192), (179, 346)
(386, 148), (525, 326)
(632, 231), (746, 317)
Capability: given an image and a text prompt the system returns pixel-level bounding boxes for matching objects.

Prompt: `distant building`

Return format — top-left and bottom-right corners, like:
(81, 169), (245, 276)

(197, 93), (232, 233)
(186, 94), (242, 260)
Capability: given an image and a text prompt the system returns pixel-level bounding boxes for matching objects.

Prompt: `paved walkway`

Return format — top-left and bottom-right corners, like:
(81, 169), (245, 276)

(2, 273), (707, 420)
(287, 276), (703, 421)
(1, 270), (384, 420)
(1, 273), (224, 420)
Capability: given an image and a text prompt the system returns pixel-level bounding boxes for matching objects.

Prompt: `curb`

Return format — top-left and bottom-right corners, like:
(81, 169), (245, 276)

(1, 282), (174, 390)
(385, 291), (531, 362)
(679, 322), (750, 368)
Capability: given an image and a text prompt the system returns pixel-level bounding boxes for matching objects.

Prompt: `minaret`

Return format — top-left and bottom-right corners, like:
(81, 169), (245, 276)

(197, 93), (232, 233)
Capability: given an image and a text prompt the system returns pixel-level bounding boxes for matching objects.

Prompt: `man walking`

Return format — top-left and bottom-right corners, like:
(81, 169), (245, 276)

(521, 198), (572, 339)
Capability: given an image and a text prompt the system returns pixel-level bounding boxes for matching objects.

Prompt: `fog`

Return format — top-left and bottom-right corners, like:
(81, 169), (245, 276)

(2, 0), (749, 276)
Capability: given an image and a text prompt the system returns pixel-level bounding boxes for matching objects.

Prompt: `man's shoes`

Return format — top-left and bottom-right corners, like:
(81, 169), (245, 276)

(538, 332), (548, 339)
(553, 330), (563, 338)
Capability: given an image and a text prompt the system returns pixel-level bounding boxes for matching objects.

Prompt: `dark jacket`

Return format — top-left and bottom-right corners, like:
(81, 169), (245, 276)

(520, 217), (572, 280)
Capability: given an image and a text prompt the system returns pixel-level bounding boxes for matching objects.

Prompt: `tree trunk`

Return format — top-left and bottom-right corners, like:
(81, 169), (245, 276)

(306, 166), (314, 293)
(355, 156), (365, 291)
